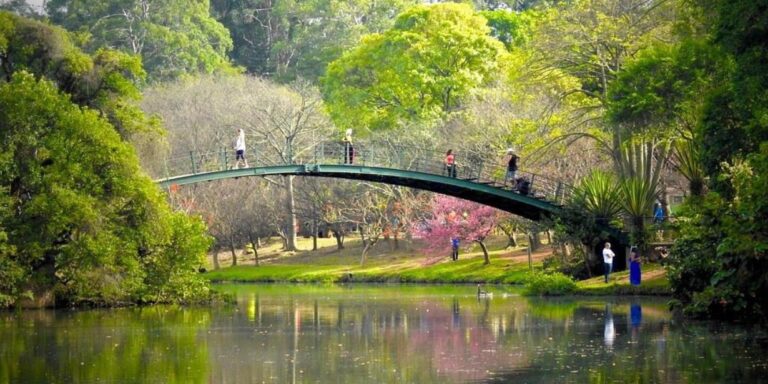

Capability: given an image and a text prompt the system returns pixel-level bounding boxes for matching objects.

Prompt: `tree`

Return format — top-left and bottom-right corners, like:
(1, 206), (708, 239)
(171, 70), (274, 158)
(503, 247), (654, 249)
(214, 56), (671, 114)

(211, 0), (417, 81)
(664, 0), (768, 321)
(46, 0), (235, 81)
(0, 0), (40, 17)
(607, 41), (732, 196)
(0, 72), (212, 307)
(480, 8), (538, 49)
(322, 3), (507, 131)
(0, 11), (157, 138)
(412, 195), (504, 265)
(140, 75), (334, 252)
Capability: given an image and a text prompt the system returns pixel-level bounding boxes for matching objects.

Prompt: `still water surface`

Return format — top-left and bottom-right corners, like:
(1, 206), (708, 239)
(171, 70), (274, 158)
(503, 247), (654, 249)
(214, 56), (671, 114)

(1, 284), (767, 383)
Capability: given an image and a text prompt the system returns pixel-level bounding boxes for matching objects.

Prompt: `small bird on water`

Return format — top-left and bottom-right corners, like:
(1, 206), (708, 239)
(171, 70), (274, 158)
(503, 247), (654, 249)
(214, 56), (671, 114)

(477, 284), (493, 298)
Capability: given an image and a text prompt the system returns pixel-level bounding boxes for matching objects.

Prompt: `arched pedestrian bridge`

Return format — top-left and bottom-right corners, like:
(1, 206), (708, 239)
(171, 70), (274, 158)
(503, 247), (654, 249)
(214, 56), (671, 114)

(156, 142), (572, 221)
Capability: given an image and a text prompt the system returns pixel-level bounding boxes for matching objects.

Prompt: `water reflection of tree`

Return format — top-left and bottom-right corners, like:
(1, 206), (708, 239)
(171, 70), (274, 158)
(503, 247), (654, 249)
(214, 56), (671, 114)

(0, 308), (210, 383)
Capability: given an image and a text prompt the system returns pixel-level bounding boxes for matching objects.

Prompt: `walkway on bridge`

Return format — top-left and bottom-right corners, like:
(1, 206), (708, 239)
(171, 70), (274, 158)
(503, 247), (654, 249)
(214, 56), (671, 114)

(156, 141), (573, 221)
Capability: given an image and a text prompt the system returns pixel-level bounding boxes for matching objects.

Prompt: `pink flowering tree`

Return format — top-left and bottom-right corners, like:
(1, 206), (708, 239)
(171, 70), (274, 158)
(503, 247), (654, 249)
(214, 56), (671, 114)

(412, 195), (505, 264)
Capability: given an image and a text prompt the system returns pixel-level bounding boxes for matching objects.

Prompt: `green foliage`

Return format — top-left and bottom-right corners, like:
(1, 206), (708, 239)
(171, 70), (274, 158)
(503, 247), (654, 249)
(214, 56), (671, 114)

(607, 40), (730, 135)
(212, 0), (417, 82)
(572, 170), (622, 221)
(523, 271), (575, 296)
(46, 0), (236, 81)
(0, 72), (213, 308)
(662, 0), (768, 321)
(667, 146), (768, 320)
(480, 8), (538, 49)
(696, 0), (768, 195)
(322, 3), (506, 131)
(0, 12), (158, 137)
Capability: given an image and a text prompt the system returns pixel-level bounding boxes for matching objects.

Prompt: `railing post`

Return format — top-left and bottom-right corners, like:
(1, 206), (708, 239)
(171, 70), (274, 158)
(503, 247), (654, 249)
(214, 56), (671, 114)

(190, 151), (197, 174)
(530, 174), (536, 192)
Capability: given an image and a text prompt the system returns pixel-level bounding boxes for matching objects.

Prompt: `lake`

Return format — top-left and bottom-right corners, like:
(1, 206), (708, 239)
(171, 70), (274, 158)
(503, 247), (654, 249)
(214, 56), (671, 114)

(1, 284), (766, 383)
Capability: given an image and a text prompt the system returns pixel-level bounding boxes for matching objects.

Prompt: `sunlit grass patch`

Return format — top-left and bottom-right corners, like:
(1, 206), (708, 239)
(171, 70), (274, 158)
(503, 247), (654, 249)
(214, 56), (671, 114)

(574, 263), (670, 295)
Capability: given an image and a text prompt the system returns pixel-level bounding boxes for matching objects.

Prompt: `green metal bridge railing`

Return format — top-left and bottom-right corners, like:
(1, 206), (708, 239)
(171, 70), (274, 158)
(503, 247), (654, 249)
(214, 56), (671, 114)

(159, 141), (573, 205)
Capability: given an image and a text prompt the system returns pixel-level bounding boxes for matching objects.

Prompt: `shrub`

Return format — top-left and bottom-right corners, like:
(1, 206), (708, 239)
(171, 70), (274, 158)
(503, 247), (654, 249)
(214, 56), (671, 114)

(523, 271), (576, 296)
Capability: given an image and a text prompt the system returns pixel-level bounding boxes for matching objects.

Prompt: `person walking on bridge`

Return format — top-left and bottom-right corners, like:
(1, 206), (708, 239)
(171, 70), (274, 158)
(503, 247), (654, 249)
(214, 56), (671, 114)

(342, 129), (354, 164)
(504, 148), (519, 189)
(233, 128), (248, 169)
(444, 149), (457, 178)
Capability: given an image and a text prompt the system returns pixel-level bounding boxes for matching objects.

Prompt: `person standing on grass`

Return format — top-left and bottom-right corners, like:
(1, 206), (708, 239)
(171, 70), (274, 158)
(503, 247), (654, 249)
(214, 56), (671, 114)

(233, 128), (248, 169)
(451, 236), (460, 261)
(603, 242), (615, 283)
(629, 246), (641, 286)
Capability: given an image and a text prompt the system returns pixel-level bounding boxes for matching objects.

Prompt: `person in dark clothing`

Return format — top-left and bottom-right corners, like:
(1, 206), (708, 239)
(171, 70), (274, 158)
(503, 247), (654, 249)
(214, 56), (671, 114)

(504, 149), (519, 188)
(516, 177), (530, 196)
(342, 129), (354, 164)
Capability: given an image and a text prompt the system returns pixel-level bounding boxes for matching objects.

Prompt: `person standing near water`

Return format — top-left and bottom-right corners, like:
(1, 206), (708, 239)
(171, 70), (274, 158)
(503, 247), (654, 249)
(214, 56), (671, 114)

(233, 128), (248, 169)
(629, 246), (641, 286)
(603, 242), (615, 283)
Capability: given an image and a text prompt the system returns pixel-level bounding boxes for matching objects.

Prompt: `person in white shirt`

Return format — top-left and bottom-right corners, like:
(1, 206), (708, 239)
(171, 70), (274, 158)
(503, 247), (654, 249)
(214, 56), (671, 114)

(603, 242), (615, 283)
(233, 128), (248, 169)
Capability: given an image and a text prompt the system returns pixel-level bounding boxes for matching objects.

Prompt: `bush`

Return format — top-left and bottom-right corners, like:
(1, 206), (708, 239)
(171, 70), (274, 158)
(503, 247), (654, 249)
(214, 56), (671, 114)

(523, 271), (576, 296)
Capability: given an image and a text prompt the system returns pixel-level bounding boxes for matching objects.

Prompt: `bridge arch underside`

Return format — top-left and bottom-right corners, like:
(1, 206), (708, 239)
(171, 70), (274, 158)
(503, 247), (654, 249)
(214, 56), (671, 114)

(157, 165), (560, 221)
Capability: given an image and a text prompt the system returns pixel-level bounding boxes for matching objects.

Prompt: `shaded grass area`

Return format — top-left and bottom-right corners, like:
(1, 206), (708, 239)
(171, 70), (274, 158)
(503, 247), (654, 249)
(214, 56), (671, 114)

(574, 263), (671, 296)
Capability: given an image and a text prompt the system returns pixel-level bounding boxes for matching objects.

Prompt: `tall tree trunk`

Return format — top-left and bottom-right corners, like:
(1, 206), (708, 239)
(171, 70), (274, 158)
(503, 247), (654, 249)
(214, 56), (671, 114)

(213, 251), (220, 270)
(248, 232), (259, 266)
(583, 244), (593, 278)
(360, 244), (370, 266)
(229, 238), (238, 266)
(312, 217), (318, 251)
(476, 239), (490, 265)
(333, 230), (345, 250)
(285, 175), (298, 251)
(499, 226), (517, 248)
(531, 232), (541, 251)
(361, 238), (378, 266)
(360, 227), (367, 249)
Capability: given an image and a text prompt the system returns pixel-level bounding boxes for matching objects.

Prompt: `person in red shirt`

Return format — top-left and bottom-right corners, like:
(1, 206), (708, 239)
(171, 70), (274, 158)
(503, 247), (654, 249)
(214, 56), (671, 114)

(444, 149), (456, 178)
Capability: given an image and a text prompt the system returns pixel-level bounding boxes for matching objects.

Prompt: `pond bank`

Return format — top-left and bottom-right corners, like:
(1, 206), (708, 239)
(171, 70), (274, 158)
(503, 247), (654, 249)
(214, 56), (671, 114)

(204, 237), (671, 296)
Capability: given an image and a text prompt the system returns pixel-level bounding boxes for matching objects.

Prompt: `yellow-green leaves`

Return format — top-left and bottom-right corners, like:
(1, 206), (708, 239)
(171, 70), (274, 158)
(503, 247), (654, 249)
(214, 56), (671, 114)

(322, 3), (506, 131)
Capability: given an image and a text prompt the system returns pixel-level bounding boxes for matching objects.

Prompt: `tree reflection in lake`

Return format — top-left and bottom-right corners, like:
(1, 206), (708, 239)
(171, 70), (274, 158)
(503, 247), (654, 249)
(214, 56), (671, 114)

(1, 284), (767, 383)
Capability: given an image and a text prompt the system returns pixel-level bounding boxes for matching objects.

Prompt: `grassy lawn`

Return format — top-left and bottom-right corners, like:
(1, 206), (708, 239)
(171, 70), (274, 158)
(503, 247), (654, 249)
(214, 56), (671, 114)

(574, 262), (671, 296)
(203, 235), (543, 284)
(203, 235), (673, 296)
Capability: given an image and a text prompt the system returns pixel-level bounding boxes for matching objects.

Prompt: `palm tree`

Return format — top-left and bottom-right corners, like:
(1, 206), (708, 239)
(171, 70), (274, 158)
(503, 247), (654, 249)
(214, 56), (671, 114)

(617, 139), (671, 249)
